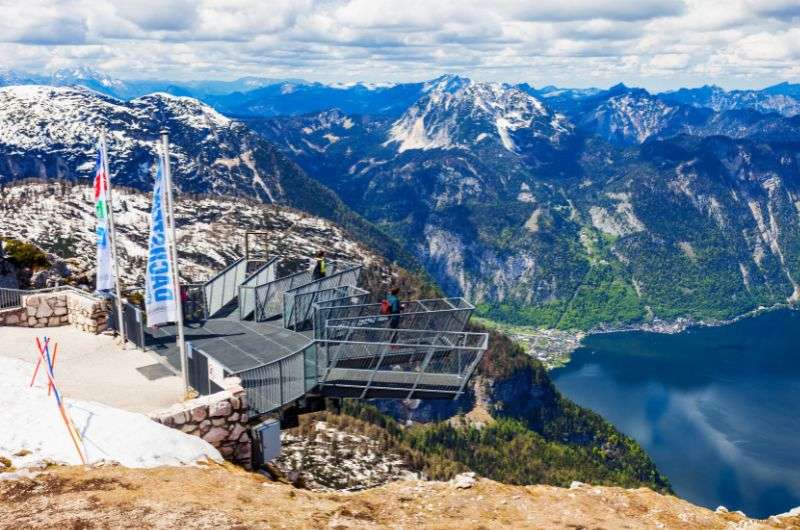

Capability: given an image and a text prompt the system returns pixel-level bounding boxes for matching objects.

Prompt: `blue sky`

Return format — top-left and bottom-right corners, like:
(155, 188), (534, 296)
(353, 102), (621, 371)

(0, 0), (799, 91)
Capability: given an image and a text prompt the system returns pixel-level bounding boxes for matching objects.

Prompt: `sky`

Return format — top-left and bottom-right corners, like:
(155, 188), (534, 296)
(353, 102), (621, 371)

(0, 0), (799, 91)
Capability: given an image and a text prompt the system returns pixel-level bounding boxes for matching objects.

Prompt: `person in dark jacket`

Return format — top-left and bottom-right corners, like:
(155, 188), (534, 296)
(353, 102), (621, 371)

(387, 286), (402, 345)
(312, 250), (327, 280)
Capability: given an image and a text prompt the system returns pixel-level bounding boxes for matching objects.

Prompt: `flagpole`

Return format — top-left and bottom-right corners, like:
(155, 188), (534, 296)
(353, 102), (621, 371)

(100, 130), (126, 347)
(159, 128), (189, 394)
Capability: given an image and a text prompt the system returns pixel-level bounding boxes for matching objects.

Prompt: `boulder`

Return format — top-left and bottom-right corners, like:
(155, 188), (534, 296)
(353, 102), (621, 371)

(451, 472), (477, 489)
(190, 406), (208, 422)
(228, 424), (246, 442)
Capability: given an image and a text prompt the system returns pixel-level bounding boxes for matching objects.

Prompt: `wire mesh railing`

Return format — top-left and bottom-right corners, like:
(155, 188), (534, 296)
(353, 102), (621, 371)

(282, 265), (363, 330)
(232, 342), (319, 415)
(316, 297), (474, 339)
(312, 288), (371, 338)
(319, 326), (488, 399)
(202, 257), (249, 318)
(251, 269), (314, 321)
(238, 257), (279, 319)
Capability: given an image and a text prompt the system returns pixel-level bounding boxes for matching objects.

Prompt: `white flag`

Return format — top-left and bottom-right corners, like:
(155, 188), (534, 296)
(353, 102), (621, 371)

(93, 146), (114, 291)
(145, 157), (178, 326)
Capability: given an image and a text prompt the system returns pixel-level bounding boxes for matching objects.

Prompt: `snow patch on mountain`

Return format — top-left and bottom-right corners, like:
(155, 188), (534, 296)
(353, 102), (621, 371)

(0, 182), (381, 287)
(385, 76), (569, 154)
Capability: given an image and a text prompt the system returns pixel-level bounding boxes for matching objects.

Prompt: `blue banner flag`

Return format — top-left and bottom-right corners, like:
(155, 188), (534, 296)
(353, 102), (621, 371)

(144, 157), (178, 326)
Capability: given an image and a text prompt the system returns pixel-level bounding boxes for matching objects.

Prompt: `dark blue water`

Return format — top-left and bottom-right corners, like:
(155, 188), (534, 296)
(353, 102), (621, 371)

(551, 309), (800, 518)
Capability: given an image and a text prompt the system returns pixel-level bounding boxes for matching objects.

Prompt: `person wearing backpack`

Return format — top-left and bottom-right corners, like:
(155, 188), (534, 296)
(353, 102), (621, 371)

(383, 286), (402, 345)
(311, 250), (327, 280)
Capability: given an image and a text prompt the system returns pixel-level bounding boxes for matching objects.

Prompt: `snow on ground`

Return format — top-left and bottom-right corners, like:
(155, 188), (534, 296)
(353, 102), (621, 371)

(0, 356), (222, 469)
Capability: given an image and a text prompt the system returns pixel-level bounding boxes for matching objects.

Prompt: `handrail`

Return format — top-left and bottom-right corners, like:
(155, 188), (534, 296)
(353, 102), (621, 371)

(202, 257), (249, 318)
(282, 265), (363, 329)
(323, 325), (490, 349)
(238, 257), (279, 319)
(0, 284), (100, 296)
(251, 268), (314, 321)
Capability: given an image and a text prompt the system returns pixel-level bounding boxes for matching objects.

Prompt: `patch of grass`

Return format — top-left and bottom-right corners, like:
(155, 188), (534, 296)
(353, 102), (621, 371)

(1, 238), (51, 271)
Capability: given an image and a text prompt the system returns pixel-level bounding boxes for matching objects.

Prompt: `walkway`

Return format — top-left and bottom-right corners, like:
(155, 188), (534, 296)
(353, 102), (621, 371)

(148, 312), (312, 374)
(0, 326), (183, 413)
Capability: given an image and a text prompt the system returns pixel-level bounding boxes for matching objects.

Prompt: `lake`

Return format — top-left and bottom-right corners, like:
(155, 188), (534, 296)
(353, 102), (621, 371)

(550, 309), (800, 518)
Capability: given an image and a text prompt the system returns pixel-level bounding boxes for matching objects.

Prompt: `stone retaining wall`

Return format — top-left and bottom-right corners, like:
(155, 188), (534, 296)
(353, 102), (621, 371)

(149, 378), (252, 469)
(0, 291), (109, 333)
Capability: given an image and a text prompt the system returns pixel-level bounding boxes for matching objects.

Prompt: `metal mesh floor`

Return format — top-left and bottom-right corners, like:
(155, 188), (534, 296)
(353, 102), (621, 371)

(146, 316), (313, 374)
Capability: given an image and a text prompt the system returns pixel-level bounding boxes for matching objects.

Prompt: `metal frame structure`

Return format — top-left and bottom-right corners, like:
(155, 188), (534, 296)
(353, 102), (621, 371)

(318, 326), (487, 400)
(314, 297), (474, 339)
(312, 287), (371, 337)
(282, 265), (363, 330)
(178, 256), (488, 415)
(238, 257), (279, 319)
(202, 258), (250, 318)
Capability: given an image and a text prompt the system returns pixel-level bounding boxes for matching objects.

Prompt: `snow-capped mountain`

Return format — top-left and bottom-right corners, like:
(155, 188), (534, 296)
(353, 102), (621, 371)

(209, 80), (426, 118)
(0, 85), (287, 201)
(572, 84), (709, 145)
(658, 84), (800, 117)
(252, 75), (800, 331)
(384, 75), (572, 153)
(0, 85), (416, 268)
(0, 68), (301, 100)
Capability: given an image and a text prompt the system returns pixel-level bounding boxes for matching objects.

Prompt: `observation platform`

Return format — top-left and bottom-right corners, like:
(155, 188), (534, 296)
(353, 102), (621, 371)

(129, 255), (487, 416)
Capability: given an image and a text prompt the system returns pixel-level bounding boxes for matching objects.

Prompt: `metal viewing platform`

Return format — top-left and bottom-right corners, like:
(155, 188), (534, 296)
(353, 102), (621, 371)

(133, 256), (488, 416)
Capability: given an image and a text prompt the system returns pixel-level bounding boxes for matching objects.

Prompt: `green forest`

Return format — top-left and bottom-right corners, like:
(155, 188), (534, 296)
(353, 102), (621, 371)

(329, 329), (671, 494)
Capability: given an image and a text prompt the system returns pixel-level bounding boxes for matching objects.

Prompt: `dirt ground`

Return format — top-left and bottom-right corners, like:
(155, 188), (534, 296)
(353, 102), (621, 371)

(1, 464), (798, 529)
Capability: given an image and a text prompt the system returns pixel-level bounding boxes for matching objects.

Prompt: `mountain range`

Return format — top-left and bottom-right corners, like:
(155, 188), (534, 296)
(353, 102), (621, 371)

(2, 71), (800, 329)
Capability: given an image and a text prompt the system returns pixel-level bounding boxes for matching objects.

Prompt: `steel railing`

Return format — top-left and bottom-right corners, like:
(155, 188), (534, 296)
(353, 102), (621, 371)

(312, 288), (371, 338)
(282, 265), (363, 330)
(0, 287), (22, 310)
(316, 297), (474, 339)
(202, 257), (249, 318)
(238, 257), (279, 319)
(108, 294), (147, 350)
(0, 285), (102, 312)
(319, 326), (488, 399)
(251, 269), (314, 321)
(232, 342), (319, 415)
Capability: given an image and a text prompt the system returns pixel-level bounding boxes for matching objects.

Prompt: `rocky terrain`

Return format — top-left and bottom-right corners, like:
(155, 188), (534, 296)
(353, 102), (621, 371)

(275, 417), (419, 491)
(4, 75), (800, 330)
(0, 181), (383, 287)
(1, 464), (798, 529)
(254, 75), (800, 331)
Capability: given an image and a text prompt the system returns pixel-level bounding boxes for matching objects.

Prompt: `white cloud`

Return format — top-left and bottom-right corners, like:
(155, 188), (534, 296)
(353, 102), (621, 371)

(0, 0), (796, 90)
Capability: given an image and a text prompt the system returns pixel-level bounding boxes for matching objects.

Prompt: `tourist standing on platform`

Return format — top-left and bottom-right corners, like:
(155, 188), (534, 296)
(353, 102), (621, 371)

(312, 250), (327, 280)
